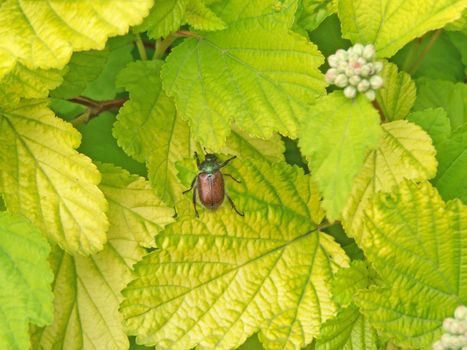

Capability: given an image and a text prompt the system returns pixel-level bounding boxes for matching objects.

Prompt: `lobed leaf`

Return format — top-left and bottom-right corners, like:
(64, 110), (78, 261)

(432, 124), (467, 203)
(315, 305), (377, 350)
(0, 0), (152, 79)
(0, 212), (53, 350)
(0, 100), (108, 255)
(299, 92), (382, 221)
(414, 77), (466, 129)
(161, 19), (326, 149)
(51, 49), (109, 99)
(342, 120), (437, 242)
(338, 0), (467, 58)
(121, 159), (347, 349)
(31, 164), (174, 350)
(113, 60), (195, 206)
(331, 260), (372, 307)
(185, 0), (226, 31)
(356, 180), (467, 348)
(210, 0), (299, 29)
(0, 64), (63, 108)
(376, 62), (416, 121)
(407, 108), (452, 145)
(294, 0), (336, 32)
(135, 0), (187, 39)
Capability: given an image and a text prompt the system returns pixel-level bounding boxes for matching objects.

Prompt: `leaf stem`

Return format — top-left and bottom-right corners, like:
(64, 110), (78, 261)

(134, 33), (148, 60)
(69, 96), (127, 126)
(154, 33), (176, 59)
(407, 29), (442, 75)
(174, 30), (200, 38)
(372, 99), (386, 123)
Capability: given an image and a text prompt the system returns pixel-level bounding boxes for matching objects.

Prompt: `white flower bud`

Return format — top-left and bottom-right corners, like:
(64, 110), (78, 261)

(357, 79), (370, 92)
(345, 66), (354, 76)
(360, 63), (372, 77)
(357, 57), (366, 66)
(432, 340), (444, 350)
(344, 86), (357, 99)
(365, 90), (376, 101)
(325, 68), (337, 83)
(455, 305), (467, 320)
(349, 75), (361, 86)
(370, 75), (384, 89)
(335, 74), (348, 87)
(443, 318), (455, 332)
(373, 61), (384, 73)
(335, 49), (347, 61)
(353, 43), (364, 56)
(362, 44), (375, 60)
(337, 61), (348, 73)
(328, 54), (338, 68)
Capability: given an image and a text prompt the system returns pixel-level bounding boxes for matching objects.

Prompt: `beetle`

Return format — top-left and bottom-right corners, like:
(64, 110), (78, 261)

(183, 152), (244, 217)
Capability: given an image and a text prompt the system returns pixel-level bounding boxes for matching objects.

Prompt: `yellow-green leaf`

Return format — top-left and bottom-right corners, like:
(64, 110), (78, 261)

(0, 100), (108, 255)
(315, 305), (377, 350)
(0, 64), (63, 108)
(0, 212), (53, 350)
(338, 0), (467, 58)
(299, 92), (382, 221)
(161, 19), (326, 149)
(121, 159), (346, 349)
(356, 180), (467, 348)
(376, 62), (416, 121)
(185, 0), (226, 31)
(0, 0), (152, 80)
(31, 163), (174, 350)
(342, 120), (437, 243)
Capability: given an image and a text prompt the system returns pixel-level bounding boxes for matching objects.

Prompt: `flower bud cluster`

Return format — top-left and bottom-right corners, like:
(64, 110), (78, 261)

(433, 305), (467, 350)
(325, 43), (383, 101)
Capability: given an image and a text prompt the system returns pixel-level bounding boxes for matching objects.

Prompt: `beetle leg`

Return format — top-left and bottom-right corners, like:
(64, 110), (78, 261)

(223, 173), (241, 183)
(193, 185), (199, 218)
(219, 155), (236, 168)
(194, 152), (201, 167)
(183, 176), (197, 194)
(226, 194), (244, 216)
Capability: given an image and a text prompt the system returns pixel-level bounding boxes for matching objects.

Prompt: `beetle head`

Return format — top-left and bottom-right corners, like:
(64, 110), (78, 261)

(204, 153), (217, 162)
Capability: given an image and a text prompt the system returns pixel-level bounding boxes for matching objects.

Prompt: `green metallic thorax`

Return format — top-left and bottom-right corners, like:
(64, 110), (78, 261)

(198, 157), (221, 174)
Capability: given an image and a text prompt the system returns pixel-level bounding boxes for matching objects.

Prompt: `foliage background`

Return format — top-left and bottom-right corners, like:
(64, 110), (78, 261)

(0, 0), (466, 349)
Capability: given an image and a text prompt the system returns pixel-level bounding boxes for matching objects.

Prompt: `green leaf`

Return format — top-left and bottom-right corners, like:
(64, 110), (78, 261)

(446, 31), (467, 77)
(432, 124), (467, 203)
(0, 212), (53, 350)
(31, 164), (174, 350)
(51, 49), (109, 99)
(407, 108), (452, 145)
(0, 0), (152, 80)
(121, 159), (347, 349)
(294, 0), (336, 32)
(135, 0), (187, 39)
(376, 62), (416, 121)
(315, 305), (377, 350)
(299, 92), (382, 221)
(82, 36), (135, 100)
(331, 261), (372, 307)
(308, 14), (352, 58)
(338, 0), (466, 58)
(342, 120), (437, 242)
(0, 64), (63, 108)
(114, 60), (195, 206)
(392, 31), (464, 82)
(0, 100), (108, 255)
(161, 20), (326, 149)
(211, 0), (299, 28)
(185, 0), (226, 31)
(414, 78), (466, 130)
(356, 180), (467, 348)
(224, 129), (285, 162)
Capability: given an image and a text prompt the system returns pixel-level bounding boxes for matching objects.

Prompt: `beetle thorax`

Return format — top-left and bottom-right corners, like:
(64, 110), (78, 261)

(198, 160), (220, 174)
